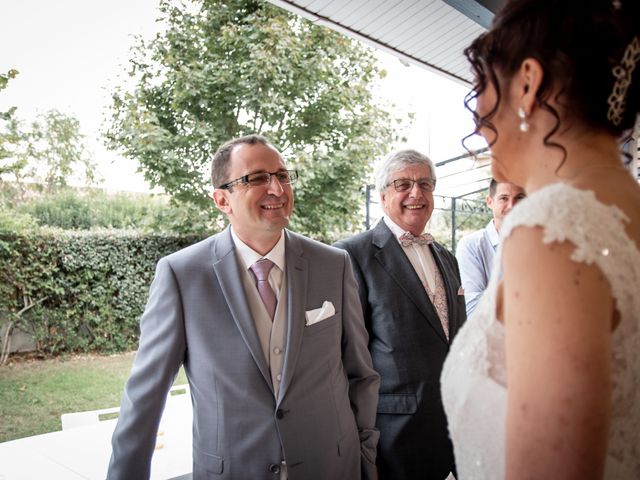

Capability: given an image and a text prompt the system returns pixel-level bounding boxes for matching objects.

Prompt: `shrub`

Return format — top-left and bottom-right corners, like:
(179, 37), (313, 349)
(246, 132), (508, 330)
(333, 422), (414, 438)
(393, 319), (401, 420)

(0, 209), (38, 234)
(18, 189), (159, 230)
(0, 229), (206, 357)
(12, 187), (217, 234)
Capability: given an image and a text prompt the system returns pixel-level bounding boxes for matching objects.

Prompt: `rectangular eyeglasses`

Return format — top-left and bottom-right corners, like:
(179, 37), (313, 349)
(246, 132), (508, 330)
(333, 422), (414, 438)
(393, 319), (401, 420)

(218, 169), (299, 191)
(387, 178), (436, 192)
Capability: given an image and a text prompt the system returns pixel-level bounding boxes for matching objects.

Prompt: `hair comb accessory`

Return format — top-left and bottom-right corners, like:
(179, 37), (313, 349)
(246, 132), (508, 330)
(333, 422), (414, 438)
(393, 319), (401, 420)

(607, 36), (640, 126)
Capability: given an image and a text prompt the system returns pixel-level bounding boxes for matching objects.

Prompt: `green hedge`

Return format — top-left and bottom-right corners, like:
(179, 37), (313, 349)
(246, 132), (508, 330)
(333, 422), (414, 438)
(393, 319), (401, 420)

(0, 230), (206, 356)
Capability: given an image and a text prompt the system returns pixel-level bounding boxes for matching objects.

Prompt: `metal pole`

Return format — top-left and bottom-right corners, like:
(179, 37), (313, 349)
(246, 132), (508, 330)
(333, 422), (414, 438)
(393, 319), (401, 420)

(365, 184), (371, 230)
(451, 197), (457, 253)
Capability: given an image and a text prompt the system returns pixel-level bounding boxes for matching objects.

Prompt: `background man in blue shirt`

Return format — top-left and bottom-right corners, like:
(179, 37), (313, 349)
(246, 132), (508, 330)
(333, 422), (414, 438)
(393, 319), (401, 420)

(456, 179), (526, 315)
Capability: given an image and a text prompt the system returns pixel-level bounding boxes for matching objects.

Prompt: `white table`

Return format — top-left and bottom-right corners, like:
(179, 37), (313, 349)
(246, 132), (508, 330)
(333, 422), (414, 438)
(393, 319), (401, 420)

(0, 398), (193, 480)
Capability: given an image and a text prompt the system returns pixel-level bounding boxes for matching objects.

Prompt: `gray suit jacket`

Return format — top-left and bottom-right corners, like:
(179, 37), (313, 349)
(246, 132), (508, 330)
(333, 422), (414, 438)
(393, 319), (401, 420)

(335, 221), (466, 480)
(108, 228), (380, 480)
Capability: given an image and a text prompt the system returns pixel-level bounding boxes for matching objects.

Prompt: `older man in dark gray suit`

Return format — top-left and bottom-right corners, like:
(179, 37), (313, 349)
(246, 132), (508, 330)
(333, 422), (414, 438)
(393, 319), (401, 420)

(335, 149), (466, 479)
(108, 134), (380, 480)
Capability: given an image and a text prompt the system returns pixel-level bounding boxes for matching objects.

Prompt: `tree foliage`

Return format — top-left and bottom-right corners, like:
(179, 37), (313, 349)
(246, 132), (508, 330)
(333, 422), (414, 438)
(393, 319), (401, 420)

(106, 0), (401, 241)
(0, 69), (25, 179)
(2, 71), (95, 193)
(25, 110), (96, 191)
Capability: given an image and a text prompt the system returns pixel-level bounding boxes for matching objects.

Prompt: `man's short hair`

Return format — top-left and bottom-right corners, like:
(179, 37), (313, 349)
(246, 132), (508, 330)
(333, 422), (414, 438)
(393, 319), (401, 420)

(211, 134), (272, 188)
(375, 149), (436, 194)
(489, 178), (498, 197)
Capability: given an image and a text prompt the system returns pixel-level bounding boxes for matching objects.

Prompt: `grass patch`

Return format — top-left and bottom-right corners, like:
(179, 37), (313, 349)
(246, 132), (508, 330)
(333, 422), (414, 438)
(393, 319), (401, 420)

(0, 352), (187, 442)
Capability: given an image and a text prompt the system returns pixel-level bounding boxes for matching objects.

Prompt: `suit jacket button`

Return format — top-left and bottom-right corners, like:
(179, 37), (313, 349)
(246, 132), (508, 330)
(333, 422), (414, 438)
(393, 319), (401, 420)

(276, 409), (284, 419)
(269, 463), (281, 474)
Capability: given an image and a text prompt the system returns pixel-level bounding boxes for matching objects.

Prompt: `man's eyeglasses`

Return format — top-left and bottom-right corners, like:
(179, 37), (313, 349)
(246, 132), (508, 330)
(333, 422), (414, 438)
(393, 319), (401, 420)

(218, 170), (299, 191)
(387, 178), (436, 193)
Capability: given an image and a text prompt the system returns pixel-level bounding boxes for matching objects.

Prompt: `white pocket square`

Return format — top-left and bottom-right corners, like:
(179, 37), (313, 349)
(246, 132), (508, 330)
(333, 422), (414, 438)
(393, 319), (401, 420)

(305, 301), (335, 326)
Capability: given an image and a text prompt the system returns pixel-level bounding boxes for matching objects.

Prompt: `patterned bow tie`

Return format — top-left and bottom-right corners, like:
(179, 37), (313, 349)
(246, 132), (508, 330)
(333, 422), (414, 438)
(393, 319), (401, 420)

(399, 232), (434, 247)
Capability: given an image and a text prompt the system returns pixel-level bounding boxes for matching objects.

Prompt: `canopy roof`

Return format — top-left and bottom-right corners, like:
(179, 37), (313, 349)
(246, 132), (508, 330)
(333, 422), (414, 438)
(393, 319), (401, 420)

(266, 0), (500, 86)
(266, 0), (639, 195)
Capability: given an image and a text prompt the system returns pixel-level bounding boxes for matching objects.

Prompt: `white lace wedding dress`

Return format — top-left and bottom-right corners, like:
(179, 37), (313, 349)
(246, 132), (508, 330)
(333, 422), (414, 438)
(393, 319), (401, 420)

(441, 182), (640, 479)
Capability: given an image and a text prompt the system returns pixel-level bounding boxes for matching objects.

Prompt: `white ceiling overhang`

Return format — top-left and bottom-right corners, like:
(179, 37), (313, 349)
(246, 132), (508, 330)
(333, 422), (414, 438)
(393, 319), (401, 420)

(265, 0), (500, 86)
(265, 1), (640, 192)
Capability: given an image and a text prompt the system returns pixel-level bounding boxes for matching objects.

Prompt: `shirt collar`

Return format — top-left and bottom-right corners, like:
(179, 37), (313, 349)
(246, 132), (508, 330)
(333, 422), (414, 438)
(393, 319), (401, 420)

(230, 227), (286, 272)
(382, 215), (428, 242)
(487, 220), (500, 247)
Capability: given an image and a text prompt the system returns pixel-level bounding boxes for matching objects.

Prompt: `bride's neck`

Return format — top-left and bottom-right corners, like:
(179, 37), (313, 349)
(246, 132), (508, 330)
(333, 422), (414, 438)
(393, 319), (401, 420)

(515, 129), (623, 193)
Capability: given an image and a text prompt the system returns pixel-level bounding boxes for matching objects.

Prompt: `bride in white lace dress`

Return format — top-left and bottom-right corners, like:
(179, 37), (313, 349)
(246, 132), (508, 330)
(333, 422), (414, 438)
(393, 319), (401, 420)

(440, 1), (640, 479)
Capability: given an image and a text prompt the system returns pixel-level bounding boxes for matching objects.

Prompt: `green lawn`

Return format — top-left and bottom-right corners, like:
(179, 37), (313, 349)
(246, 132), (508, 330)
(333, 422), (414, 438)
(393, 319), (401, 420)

(0, 353), (187, 442)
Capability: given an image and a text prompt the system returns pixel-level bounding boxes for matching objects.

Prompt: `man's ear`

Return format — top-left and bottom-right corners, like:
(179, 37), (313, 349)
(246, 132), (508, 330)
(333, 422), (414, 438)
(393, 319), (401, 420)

(213, 189), (232, 214)
(379, 191), (387, 209)
(517, 57), (544, 115)
(486, 194), (493, 208)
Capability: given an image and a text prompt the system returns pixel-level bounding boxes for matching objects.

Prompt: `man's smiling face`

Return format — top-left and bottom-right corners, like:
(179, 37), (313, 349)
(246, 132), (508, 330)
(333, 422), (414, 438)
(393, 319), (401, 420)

(380, 164), (434, 235)
(214, 142), (293, 248)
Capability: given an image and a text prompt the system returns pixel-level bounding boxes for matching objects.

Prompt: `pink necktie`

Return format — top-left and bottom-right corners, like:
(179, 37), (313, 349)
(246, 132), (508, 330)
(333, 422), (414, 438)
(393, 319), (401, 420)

(250, 259), (277, 320)
(399, 232), (435, 247)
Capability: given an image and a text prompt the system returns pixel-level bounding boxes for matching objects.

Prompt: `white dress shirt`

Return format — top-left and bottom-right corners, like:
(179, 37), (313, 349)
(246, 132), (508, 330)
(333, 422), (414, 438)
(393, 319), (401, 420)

(231, 228), (285, 297)
(383, 216), (439, 292)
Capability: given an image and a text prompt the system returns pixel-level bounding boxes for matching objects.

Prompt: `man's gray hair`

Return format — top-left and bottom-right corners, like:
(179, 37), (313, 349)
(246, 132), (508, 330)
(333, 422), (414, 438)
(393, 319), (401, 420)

(374, 149), (436, 194)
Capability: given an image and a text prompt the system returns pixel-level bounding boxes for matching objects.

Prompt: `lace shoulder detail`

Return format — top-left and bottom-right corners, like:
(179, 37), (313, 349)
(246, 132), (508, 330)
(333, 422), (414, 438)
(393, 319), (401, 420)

(500, 182), (639, 322)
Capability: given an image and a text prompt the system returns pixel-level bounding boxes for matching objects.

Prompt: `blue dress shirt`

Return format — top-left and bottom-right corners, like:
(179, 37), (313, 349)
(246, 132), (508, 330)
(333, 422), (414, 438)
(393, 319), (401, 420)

(455, 220), (499, 315)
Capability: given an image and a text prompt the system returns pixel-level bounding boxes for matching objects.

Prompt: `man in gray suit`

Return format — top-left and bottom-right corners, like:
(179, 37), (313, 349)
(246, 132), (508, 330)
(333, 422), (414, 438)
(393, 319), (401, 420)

(335, 149), (466, 479)
(108, 134), (380, 480)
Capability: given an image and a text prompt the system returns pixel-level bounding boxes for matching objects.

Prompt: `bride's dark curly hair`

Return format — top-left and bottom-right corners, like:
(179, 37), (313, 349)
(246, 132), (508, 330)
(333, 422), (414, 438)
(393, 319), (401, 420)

(463, 0), (640, 161)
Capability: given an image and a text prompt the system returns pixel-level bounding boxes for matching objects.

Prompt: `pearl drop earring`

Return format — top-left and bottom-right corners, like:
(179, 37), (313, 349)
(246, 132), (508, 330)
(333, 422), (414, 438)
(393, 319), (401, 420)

(518, 107), (529, 133)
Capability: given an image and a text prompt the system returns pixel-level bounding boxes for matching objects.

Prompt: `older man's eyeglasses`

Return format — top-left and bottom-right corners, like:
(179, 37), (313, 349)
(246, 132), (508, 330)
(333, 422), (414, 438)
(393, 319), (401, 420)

(218, 170), (299, 191)
(387, 178), (436, 193)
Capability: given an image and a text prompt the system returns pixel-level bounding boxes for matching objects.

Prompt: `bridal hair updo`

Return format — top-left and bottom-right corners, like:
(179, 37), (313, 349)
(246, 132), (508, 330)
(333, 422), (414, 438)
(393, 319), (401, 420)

(464, 0), (640, 144)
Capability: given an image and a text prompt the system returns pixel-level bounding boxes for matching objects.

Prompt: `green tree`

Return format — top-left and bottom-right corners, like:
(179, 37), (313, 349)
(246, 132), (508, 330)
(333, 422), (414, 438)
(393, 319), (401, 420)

(1, 107), (95, 199)
(106, 0), (400, 241)
(25, 110), (96, 191)
(0, 69), (27, 180)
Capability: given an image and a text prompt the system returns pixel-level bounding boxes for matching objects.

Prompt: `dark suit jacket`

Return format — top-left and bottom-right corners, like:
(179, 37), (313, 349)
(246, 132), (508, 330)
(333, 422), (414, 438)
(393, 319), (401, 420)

(335, 220), (466, 480)
(108, 228), (380, 480)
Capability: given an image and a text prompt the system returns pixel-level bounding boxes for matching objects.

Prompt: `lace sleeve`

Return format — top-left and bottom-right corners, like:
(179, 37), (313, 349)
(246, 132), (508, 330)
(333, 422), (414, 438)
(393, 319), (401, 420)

(498, 182), (640, 477)
(500, 182), (639, 323)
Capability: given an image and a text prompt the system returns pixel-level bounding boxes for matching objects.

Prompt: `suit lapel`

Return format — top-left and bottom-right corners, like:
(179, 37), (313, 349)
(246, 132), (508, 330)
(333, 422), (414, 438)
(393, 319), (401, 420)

(277, 230), (307, 404)
(372, 222), (449, 343)
(212, 228), (273, 393)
